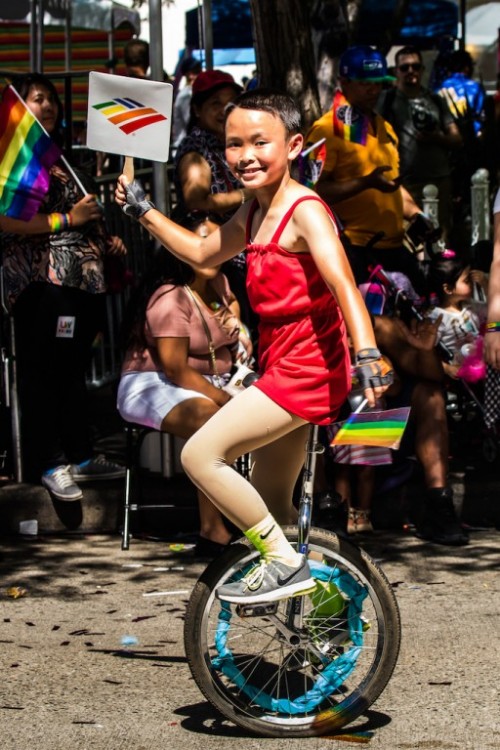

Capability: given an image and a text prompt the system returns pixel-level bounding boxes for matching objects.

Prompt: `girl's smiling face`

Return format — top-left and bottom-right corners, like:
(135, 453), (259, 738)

(225, 107), (302, 189)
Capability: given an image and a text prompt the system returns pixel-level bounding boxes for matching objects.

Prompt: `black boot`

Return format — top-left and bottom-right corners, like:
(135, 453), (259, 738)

(416, 487), (469, 546)
(313, 491), (348, 535)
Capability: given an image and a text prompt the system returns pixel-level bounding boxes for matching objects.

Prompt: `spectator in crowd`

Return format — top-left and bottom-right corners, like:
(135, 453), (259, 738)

(426, 249), (487, 379)
(373, 313), (469, 546)
(438, 49), (486, 138)
(174, 70), (256, 338)
(306, 45), (434, 296)
(123, 38), (150, 79)
(117, 214), (252, 557)
(484, 188), (500, 371)
(377, 45), (462, 240)
(0, 73), (126, 500)
(172, 57), (202, 149)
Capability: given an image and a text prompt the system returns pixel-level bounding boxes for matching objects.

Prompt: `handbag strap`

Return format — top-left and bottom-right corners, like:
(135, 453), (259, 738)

(183, 285), (221, 382)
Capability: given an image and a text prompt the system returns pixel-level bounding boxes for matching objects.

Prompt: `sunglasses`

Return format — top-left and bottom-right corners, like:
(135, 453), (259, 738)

(398, 63), (422, 73)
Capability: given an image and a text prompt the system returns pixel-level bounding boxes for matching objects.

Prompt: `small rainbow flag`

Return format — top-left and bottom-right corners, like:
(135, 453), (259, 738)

(332, 90), (369, 146)
(298, 137), (327, 188)
(331, 406), (411, 450)
(0, 85), (62, 221)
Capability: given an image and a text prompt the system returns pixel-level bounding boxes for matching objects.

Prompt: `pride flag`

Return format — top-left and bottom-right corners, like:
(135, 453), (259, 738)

(332, 90), (369, 146)
(331, 407), (411, 450)
(0, 85), (62, 221)
(298, 137), (327, 188)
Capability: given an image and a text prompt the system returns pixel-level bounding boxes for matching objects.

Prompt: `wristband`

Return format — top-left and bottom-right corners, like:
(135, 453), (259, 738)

(355, 347), (382, 365)
(485, 322), (500, 331)
(48, 213), (63, 233)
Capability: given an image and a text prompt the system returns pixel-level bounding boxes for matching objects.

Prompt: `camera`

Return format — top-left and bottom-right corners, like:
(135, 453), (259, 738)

(410, 100), (436, 133)
(223, 364), (260, 397)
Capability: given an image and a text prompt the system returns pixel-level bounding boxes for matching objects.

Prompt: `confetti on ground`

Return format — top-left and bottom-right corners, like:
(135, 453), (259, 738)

(6, 587), (27, 599)
(120, 635), (139, 647)
(326, 731), (374, 743)
(143, 590), (190, 597)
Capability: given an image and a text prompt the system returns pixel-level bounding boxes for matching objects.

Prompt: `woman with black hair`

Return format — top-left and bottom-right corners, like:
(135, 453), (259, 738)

(117, 214), (252, 556)
(0, 72), (126, 499)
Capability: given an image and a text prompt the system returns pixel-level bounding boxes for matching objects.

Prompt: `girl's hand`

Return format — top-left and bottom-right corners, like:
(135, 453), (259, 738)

(236, 329), (253, 363)
(115, 176), (154, 219)
(70, 194), (103, 226)
(396, 316), (441, 351)
(106, 235), (127, 256)
(115, 174), (128, 207)
(353, 355), (394, 407)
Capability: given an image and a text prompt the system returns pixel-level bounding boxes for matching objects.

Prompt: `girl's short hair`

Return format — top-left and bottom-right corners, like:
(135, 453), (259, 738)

(428, 251), (470, 303)
(226, 88), (302, 136)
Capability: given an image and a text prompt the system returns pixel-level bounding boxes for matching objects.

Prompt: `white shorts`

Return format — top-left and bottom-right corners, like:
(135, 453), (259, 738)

(117, 370), (223, 431)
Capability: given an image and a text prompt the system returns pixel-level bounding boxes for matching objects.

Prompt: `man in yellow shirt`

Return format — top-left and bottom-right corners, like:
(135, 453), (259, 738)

(306, 45), (433, 295)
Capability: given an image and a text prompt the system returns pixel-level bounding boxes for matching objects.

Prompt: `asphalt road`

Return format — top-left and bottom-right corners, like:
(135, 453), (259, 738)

(1, 529), (499, 750)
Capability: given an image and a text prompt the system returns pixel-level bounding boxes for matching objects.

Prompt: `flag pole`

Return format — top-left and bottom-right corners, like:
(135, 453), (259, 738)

(300, 137), (326, 158)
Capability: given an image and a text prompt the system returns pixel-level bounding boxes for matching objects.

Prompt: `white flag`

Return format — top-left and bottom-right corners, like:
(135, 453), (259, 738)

(86, 72), (173, 162)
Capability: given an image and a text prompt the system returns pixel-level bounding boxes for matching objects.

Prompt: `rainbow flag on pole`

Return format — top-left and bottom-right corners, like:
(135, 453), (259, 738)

(331, 407), (411, 450)
(0, 85), (62, 221)
(298, 137), (327, 188)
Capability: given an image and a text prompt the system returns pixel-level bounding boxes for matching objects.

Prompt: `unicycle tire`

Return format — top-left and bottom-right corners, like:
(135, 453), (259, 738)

(184, 526), (401, 737)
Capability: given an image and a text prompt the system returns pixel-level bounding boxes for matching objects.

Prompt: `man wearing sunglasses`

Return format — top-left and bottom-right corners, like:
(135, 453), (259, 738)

(377, 46), (462, 241)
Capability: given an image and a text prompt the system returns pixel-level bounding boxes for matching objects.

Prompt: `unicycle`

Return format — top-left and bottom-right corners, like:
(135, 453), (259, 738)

(184, 424), (401, 737)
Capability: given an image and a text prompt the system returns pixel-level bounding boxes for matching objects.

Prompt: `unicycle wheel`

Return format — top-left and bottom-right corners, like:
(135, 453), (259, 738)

(184, 526), (401, 737)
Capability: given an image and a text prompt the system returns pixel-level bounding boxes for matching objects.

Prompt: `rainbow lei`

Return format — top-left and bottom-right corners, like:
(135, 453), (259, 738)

(332, 90), (369, 146)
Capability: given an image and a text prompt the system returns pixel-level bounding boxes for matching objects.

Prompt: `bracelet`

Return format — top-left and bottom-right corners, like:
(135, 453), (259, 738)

(485, 328), (500, 334)
(48, 212), (72, 233)
(355, 347), (382, 365)
(240, 189), (246, 205)
(485, 322), (500, 331)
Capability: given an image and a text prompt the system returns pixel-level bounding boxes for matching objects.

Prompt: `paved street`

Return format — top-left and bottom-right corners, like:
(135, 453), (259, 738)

(1, 528), (499, 750)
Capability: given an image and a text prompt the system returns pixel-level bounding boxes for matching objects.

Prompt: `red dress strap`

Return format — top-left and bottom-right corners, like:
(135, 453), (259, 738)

(270, 195), (337, 244)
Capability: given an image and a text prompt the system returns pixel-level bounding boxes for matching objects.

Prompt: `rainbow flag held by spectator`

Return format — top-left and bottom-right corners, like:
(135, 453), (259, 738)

(331, 406), (411, 450)
(0, 85), (61, 221)
(298, 137), (327, 188)
(332, 90), (369, 145)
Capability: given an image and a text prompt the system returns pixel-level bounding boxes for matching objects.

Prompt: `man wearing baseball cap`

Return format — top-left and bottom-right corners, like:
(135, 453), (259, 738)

(306, 45), (432, 294)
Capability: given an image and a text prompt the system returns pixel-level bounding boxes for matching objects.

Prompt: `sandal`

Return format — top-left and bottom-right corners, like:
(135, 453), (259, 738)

(347, 509), (374, 534)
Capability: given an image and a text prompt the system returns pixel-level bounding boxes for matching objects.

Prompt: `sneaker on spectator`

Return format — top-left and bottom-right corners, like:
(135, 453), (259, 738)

(71, 455), (126, 483)
(41, 465), (83, 501)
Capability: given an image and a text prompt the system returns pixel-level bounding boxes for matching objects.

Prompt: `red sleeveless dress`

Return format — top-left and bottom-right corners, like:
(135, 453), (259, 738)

(246, 196), (351, 425)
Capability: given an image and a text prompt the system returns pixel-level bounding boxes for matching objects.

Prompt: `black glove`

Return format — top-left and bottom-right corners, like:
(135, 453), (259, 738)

(122, 180), (155, 220)
(354, 349), (394, 390)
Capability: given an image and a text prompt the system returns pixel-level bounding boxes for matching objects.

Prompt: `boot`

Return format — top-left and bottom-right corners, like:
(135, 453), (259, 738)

(416, 487), (469, 546)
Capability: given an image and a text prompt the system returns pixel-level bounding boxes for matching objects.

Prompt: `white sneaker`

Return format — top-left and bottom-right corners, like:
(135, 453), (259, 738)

(41, 465), (83, 501)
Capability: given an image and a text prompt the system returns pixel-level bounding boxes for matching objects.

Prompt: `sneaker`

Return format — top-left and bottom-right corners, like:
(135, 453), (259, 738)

(416, 488), (469, 546)
(216, 555), (316, 604)
(41, 465), (83, 501)
(347, 509), (374, 534)
(71, 455), (126, 483)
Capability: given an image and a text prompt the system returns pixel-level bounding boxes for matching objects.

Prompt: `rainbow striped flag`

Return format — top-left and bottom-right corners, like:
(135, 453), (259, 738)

(332, 90), (369, 145)
(298, 138), (327, 188)
(331, 407), (411, 450)
(0, 85), (62, 221)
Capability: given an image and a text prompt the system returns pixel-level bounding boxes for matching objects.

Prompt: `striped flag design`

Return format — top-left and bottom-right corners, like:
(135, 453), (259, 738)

(92, 97), (168, 134)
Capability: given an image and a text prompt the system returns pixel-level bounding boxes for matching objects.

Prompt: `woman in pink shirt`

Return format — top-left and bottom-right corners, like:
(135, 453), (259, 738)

(117, 214), (251, 556)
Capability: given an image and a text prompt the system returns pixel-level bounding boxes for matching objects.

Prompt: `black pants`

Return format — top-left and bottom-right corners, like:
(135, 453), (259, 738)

(12, 283), (105, 477)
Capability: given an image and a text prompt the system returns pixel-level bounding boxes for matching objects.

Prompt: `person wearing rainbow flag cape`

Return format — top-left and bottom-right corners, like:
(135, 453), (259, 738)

(305, 45), (434, 298)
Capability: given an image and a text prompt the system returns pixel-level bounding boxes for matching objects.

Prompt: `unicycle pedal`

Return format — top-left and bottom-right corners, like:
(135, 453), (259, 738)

(236, 601), (279, 617)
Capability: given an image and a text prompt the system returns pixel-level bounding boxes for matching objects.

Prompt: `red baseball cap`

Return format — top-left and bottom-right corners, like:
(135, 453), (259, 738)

(192, 69), (243, 99)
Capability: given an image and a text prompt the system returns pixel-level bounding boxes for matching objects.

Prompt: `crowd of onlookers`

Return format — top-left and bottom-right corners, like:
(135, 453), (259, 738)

(1, 38), (499, 553)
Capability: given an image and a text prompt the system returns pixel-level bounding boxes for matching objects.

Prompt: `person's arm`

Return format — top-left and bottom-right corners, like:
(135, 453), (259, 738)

(293, 198), (392, 404)
(484, 209), (500, 369)
(316, 165), (400, 205)
(177, 152), (251, 215)
(373, 315), (445, 383)
(416, 117), (462, 149)
(0, 194), (103, 235)
(116, 174), (246, 270)
(400, 185), (422, 220)
(155, 336), (230, 407)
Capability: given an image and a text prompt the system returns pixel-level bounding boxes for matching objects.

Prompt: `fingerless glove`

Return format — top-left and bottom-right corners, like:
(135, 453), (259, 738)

(122, 180), (155, 219)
